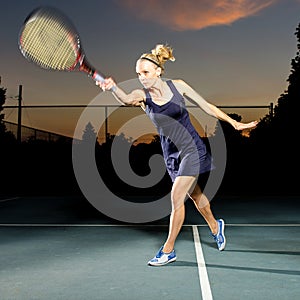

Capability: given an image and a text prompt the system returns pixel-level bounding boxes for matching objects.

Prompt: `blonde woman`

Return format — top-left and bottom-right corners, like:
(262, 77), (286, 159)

(98, 44), (257, 266)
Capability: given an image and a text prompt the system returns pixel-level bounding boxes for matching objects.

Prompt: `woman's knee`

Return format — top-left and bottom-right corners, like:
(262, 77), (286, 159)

(171, 176), (197, 211)
(170, 190), (186, 211)
(189, 184), (202, 202)
(190, 189), (210, 209)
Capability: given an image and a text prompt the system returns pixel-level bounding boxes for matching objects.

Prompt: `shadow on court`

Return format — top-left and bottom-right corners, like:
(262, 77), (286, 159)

(0, 195), (299, 300)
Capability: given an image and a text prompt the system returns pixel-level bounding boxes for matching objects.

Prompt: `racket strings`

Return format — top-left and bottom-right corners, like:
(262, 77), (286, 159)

(20, 14), (78, 70)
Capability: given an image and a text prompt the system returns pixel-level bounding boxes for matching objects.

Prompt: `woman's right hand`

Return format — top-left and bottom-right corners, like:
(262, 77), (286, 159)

(96, 77), (116, 92)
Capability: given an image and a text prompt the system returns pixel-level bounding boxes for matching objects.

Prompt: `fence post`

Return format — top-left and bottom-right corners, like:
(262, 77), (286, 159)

(105, 106), (108, 144)
(17, 85), (22, 143)
(269, 102), (274, 118)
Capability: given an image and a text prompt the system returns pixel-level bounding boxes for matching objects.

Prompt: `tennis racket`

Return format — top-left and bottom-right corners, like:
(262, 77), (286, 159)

(19, 6), (108, 85)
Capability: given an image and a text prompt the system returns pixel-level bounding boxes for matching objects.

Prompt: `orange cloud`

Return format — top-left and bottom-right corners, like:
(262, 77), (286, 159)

(119, 0), (277, 31)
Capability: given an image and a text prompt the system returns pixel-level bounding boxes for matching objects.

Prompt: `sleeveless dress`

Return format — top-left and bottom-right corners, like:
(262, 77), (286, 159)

(144, 80), (214, 182)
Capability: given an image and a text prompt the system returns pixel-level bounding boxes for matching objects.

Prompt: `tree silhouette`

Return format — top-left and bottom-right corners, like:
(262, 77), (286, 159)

(249, 22), (300, 194)
(82, 121), (97, 144)
(0, 85), (15, 144)
(251, 22), (300, 141)
(272, 22), (300, 138)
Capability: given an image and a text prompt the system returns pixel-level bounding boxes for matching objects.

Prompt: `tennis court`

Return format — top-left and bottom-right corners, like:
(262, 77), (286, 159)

(0, 195), (299, 300)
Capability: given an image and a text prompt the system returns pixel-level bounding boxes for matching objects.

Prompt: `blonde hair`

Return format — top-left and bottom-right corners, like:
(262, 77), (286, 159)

(139, 44), (175, 72)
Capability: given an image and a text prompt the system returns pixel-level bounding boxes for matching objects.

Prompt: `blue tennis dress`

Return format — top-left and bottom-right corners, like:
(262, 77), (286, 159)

(144, 80), (214, 182)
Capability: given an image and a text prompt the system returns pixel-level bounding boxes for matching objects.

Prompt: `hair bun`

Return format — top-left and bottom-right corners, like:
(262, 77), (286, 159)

(139, 43), (175, 73)
(152, 44), (175, 64)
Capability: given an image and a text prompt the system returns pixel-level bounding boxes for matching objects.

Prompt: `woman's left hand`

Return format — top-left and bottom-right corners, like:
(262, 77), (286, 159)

(234, 120), (258, 131)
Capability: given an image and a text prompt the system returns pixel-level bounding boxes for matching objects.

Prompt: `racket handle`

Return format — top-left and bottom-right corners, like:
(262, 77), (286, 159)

(93, 72), (116, 92)
(92, 72), (105, 83)
(80, 59), (116, 91)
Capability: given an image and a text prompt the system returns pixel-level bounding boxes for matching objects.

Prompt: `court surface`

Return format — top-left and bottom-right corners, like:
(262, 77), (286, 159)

(0, 195), (299, 300)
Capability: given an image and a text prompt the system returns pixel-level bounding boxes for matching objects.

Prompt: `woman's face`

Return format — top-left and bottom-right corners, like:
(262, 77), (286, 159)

(136, 59), (161, 89)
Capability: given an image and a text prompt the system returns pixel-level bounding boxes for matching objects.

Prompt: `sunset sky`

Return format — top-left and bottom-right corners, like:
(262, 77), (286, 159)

(1, 0), (300, 139)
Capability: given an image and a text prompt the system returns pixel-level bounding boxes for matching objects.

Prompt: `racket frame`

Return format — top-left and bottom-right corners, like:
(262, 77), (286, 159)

(19, 6), (106, 84)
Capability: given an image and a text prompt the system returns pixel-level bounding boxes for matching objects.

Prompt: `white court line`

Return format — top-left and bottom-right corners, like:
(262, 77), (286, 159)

(0, 223), (299, 227)
(0, 197), (19, 203)
(220, 224), (300, 227)
(192, 225), (213, 300)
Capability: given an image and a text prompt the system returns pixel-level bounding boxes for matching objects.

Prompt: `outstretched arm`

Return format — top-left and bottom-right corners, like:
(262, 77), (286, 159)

(173, 79), (258, 130)
(96, 77), (145, 107)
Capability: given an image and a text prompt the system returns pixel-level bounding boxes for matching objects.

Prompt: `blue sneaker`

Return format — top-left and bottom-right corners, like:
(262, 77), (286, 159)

(211, 219), (226, 251)
(148, 246), (177, 266)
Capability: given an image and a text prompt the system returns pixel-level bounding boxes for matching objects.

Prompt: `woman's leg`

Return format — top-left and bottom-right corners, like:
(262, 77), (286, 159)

(163, 176), (197, 253)
(148, 176), (225, 265)
(189, 183), (226, 251)
(188, 183), (218, 234)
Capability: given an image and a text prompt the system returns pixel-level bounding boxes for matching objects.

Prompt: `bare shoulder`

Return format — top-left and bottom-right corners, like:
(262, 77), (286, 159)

(172, 79), (192, 93)
(172, 79), (186, 86)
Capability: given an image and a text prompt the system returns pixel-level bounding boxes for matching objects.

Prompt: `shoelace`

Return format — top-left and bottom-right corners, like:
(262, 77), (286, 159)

(212, 233), (223, 243)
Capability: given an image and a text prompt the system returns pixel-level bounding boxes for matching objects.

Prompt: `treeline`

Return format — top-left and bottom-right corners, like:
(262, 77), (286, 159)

(0, 117), (296, 197)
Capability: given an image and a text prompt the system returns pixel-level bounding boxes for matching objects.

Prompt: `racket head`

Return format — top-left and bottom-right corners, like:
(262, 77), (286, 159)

(19, 6), (82, 71)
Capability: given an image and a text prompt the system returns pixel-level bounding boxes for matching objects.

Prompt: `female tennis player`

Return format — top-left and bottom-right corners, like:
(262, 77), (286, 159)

(97, 44), (258, 266)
